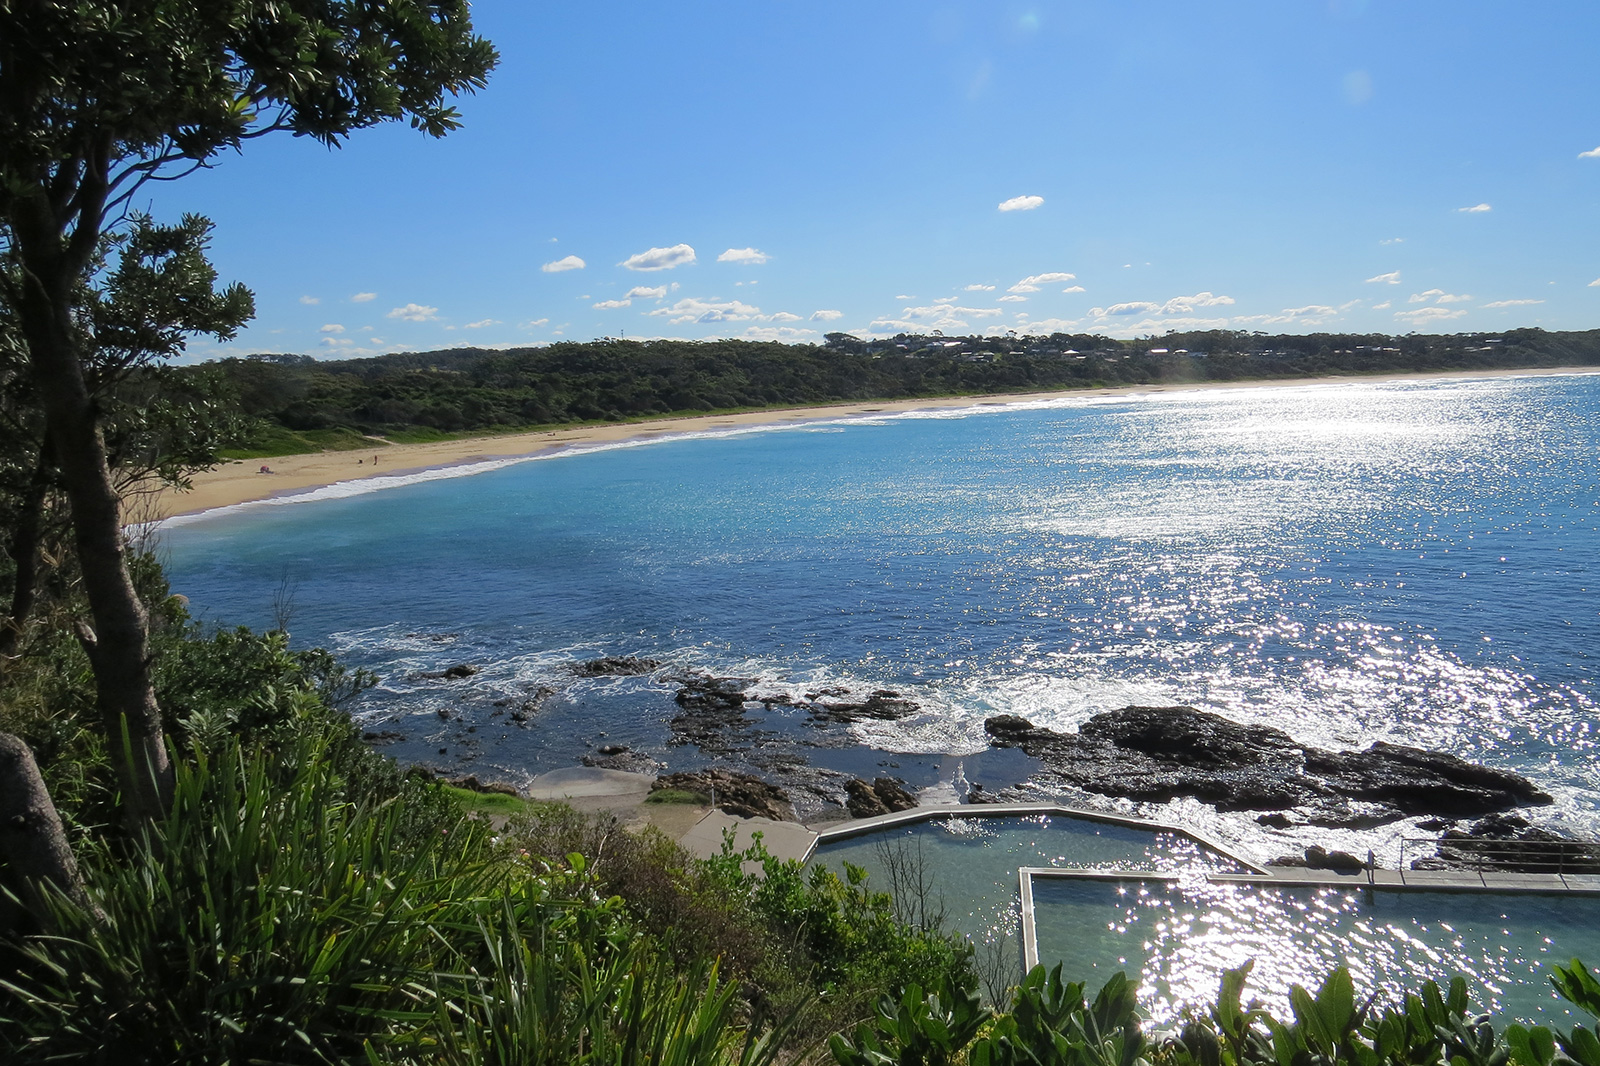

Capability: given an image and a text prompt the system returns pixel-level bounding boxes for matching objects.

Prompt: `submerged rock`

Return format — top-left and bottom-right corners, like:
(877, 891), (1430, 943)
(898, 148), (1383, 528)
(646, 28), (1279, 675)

(809, 690), (920, 724)
(653, 769), (795, 821)
(984, 705), (1552, 824)
(572, 655), (661, 677)
(419, 663), (478, 680)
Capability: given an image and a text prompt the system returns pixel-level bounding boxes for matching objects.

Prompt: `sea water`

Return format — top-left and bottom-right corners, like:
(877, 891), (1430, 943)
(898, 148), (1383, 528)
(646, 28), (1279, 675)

(159, 374), (1600, 861)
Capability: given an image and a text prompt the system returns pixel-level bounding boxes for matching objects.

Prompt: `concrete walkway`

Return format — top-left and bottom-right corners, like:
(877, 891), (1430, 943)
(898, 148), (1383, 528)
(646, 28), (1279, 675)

(677, 810), (820, 868)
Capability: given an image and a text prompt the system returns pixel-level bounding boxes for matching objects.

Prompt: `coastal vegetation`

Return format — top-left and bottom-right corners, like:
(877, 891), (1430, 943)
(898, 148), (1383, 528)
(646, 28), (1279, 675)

(198, 328), (1600, 456)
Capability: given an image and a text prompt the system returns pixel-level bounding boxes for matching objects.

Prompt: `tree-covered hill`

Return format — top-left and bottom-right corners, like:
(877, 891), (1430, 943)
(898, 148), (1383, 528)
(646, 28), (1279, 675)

(199, 328), (1600, 455)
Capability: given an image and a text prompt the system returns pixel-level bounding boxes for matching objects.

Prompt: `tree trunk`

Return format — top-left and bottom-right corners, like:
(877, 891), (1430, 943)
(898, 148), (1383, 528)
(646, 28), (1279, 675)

(12, 195), (173, 828)
(0, 732), (89, 934)
(0, 439), (52, 658)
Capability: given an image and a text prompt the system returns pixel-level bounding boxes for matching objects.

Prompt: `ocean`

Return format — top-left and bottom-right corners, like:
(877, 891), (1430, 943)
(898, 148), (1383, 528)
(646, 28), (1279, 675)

(159, 373), (1599, 864)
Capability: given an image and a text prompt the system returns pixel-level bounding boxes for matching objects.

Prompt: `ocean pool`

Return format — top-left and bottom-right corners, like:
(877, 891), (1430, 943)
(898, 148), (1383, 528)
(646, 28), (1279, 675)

(1030, 875), (1600, 1024)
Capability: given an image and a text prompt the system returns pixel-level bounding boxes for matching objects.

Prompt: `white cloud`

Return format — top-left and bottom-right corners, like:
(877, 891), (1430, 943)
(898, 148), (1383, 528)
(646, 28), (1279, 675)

(1372, 300), (1392, 310)
(870, 303), (1004, 332)
(625, 285), (668, 299)
(964, 284), (996, 291)
(998, 294), (1027, 303)
(1590, 278), (1600, 287)
(1458, 203), (1492, 213)
(521, 318), (550, 328)
(769, 311), (803, 323)
(299, 295), (320, 305)
(621, 244), (697, 271)
(387, 303), (440, 322)
(593, 298), (632, 309)
(319, 323), (345, 334)
(1159, 291), (1234, 313)
(1408, 289), (1472, 304)
(1366, 271), (1402, 285)
(1394, 306), (1466, 326)
(1581, 147), (1600, 159)
(717, 247), (769, 264)
(998, 194), (1045, 212)
(1016, 318), (1081, 333)
(934, 296), (957, 304)
(646, 297), (762, 324)
(1091, 302), (1160, 316)
(320, 337), (351, 347)
(737, 326), (819, 342)
(1380, 238), (1404, 245)
(1008, 272), (1076, 293)
(895, 294), (916, 301)
(1482, 299), (1545, 308)
(350, 292), (377, 303)
(810, 309), (844, 321)
(1235, 305), (1339, 326)
(1062, 285), (1086, 293)
(464, 319), (501, 329)
(542, 255), (587, 273)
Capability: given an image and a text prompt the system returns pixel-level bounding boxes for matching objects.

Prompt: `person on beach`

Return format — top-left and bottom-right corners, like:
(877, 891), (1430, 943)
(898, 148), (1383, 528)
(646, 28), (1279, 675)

(258, 464), (272, 474)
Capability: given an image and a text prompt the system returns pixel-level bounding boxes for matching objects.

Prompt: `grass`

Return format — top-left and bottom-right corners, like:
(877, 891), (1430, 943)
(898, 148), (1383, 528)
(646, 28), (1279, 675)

(644, 789), (709, 806)
(439, 784), (559, 819)
(219, 424), (384, 459)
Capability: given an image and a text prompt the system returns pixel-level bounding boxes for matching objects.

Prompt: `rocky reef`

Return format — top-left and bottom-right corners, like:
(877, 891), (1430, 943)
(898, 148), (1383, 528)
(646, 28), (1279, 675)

(984, 705), (1552, 828)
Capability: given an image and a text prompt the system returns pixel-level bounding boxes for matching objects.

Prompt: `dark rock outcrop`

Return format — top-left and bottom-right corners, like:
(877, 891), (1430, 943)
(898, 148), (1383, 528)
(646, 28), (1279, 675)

(985, 705), (1551, 825)
(572, 656), (661, 677)
(844, 777), (918, 818)
(653, 770), (794, 821)
(420, 663), (478, 680)
(810, 691), (920, 724)
(1417, 813), (1600, 873)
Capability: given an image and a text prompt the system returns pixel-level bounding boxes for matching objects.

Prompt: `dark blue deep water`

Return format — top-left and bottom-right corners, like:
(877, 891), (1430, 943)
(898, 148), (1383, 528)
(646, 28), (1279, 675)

(161, 374), (1599, 860)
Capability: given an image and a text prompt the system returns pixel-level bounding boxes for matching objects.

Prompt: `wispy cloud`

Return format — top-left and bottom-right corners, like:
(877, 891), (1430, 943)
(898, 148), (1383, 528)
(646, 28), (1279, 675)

(350, 292), (377, 303)
(299, 295), (320, 305)
(464, 319), (502, 329)
(1234, 305), (1338, 326)
(1091, 302), (1159, 316)
(999, 294), (1027, 303)
(593, 298), (632, 309)
(1159, 292), (1234, 313)
(1458, 203), (1492, 213)
(738, 325), (819, 342)
(521, 318), (550, 328)
(1366, 271), (1402, 285)
(621, 244), (697, 271)
(1579, 146), (1600, 159)
(646, 297), (762, 324)
(810, 309), (844, 321)
(964, 284), (995, 291)
(1590, 278), (1600, 287)
(1482, 299), (1545, 308)
(1408, 289), (1472, 304)
(717, 247), (769, 264)
(319, 323), (345, 333)
(895, 294), (916, 301)
(625, 285), (668, 299)
(1380, 238), (1404, 246)
(387, 303), (440, 322)
(1372, 300), (1392, 310)
(1394, 306), (1466, 326)
(998, 194), (1044, 212)
(1062, 285), (1085, 293)
(541, 255), (586, 273)
(870, 303), (1004, 332)
(1008, 272), (1076, 293)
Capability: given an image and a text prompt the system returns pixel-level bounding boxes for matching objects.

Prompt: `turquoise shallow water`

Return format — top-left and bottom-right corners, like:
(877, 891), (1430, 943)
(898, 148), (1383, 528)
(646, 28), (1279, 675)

(161, 373), (1600, 858)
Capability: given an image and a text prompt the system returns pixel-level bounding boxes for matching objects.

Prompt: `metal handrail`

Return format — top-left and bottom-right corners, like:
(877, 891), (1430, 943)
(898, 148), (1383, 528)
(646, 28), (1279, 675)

(1399, 835), (1600, 876)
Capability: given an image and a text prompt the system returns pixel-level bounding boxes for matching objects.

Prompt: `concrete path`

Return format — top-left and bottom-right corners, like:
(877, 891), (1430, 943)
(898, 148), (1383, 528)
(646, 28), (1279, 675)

(678, 810), (820, 868)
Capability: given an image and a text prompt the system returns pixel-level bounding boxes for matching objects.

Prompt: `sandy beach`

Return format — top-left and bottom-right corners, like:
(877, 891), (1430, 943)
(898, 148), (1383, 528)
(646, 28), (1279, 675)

(151, 366), (1596, 520)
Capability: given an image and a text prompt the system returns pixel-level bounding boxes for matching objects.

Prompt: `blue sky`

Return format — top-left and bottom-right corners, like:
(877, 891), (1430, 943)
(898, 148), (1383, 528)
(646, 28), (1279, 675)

(152, 1), (1600, 358)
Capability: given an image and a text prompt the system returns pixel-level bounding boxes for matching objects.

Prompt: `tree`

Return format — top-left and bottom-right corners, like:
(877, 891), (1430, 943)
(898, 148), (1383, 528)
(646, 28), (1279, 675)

(0, 3), (497, 827)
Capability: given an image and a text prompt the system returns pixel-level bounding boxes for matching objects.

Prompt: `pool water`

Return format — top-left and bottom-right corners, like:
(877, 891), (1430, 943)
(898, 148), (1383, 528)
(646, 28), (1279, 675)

(809, 814), (1246, 958)
(1030, 877), (1600, 1025)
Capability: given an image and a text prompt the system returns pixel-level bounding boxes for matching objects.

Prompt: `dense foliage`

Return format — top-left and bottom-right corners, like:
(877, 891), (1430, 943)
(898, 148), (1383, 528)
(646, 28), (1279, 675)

(201, 328), (1600, 456)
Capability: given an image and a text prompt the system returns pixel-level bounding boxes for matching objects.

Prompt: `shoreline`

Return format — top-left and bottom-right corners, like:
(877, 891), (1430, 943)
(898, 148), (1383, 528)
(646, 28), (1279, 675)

(150, 365), (1597, 521)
